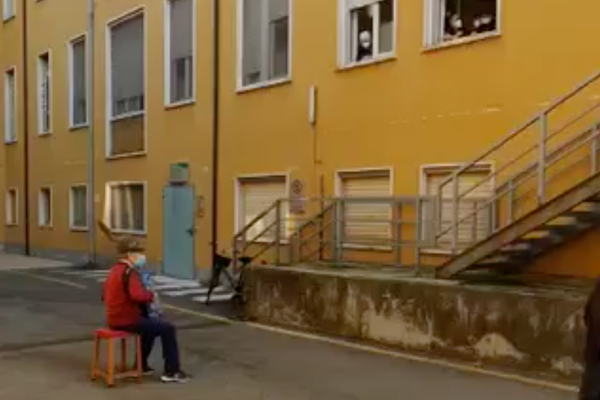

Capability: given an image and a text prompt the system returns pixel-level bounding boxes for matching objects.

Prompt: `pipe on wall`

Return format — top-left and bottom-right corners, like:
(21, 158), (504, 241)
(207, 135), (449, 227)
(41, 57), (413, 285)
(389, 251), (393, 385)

(86, 0), (97, 265)
(210, 0), (220, 266)
(22, 0), (30, 255)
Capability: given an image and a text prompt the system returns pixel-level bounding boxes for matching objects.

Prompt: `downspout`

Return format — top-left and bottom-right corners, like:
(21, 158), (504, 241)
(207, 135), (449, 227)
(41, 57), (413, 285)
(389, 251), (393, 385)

(22, 0), (30, 255)
(210, 0), (220, 266)
(86, 0), (96, 266)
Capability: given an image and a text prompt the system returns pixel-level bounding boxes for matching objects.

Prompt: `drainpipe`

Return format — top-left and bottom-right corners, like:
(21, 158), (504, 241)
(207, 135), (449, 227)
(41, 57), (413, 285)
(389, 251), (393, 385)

(210, 0), (220, 266)
(86, 0), (97, 266)
(22, 0), (30, 255)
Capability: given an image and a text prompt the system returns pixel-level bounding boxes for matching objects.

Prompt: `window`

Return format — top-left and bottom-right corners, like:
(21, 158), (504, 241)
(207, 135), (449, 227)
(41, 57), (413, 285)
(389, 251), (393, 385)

(424, 0), (499, 47)
(2, 0), (14, 21)
(70, 185), (88, 230)
(337, 170), (392, 246)
(422, 166), (492, 249)
(237, 176), (288, 241)
(69, 36), (87, 127)
(239, 0), (291, 88)
(5, 188), (17, 225)
(3, 68), (16, 143)
(339, 0), (395, 65)
(108, 183), (145, 233)
(37, 52), (51, 134)
(38, 187), (52, 227)
(108, 12), (145, 156)
(166, 0), (194, 104)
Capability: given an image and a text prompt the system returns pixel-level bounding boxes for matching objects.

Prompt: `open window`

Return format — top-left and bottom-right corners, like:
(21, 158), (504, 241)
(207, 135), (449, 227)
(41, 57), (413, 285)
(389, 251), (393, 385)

(339, 0), (395, 66)
(165, 0), (195, 105)
(69, 36), (88, 128)
(239, 0), (291, 88)
(2, 0), (14, 21)
(37, 52), (51, 135)
(424, 0), (499, 48)
(70, 185), (88, 230)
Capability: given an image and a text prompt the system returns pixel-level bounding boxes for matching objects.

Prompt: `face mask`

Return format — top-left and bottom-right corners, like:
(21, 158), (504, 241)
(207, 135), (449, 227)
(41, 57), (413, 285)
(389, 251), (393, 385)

(133, 254), (146, 269)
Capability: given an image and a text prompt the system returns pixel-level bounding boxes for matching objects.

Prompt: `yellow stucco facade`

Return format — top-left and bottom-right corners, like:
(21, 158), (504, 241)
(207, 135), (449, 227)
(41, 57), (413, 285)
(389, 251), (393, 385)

(1, 0), (600, 277)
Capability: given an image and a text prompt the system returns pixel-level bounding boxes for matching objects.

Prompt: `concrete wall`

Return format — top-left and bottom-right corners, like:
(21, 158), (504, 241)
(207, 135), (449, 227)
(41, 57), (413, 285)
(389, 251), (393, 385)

(245, 265), (588, 382)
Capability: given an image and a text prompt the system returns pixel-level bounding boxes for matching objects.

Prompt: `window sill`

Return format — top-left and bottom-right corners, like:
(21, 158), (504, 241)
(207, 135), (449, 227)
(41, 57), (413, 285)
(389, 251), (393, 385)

(165, 98), (195, 111)
(112, 110), (145, 122)
(69, 123), (89, 132)
(236, 77), (291, 94)
(5, 223), (18, 227)
(341, 243), (393, 252)
(337, 54), (397, 72)
(3, 15), (15, 23)
(38, 131), (52, 137)
(421, 248), (453, 255)
(70, 226), (89, 232)
(4, 139), (17, 146)
(38, 225), (53, 230)
(423, 31), (501, 53)
(110, 228), (147, 236)
(106, 151), (147, 161)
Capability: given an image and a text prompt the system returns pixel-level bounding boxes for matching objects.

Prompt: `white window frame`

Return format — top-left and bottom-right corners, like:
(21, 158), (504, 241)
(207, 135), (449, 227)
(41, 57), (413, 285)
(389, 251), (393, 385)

(2, 0), (15, 22)
(104, 181), (148, 235)
(423, 0), (501, 49)
(68, 34), (89, 129)
(418, 162), (495, 254)
(5, 187), (18, 226)
(236, 0), (293, 92)
(3, 66), (17, 144)
(36, 50), (52, 135)
(38, 186), (53, 227)
(337, 0), (397, 68)
(234, 172), (291, 242)
(164, 0), (196, 107)
(69, 184), (89, 231)
(334, 167), (394, 250)
(105, 7), (147, 159)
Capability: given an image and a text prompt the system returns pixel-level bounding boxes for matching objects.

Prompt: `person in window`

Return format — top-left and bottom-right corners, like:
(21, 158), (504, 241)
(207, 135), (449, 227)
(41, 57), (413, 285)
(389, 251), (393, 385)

(102, 238), (190, 383)
(580, 277), (600, 400)
(356, 31), (373, 62)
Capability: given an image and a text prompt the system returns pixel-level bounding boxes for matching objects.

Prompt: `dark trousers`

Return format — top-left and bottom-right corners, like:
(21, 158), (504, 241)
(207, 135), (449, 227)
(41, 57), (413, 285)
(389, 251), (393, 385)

(114, 318), (181, 374)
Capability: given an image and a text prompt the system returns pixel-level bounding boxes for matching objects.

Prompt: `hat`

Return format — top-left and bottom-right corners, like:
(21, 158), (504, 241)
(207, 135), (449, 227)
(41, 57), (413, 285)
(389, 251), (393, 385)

(116, 237), (145, 255)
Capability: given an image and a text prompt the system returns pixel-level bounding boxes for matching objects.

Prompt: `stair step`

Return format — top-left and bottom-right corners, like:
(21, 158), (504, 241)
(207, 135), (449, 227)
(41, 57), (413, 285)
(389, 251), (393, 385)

(534, 223), (583, 236)
(564, 210), (600, 223)
(511, 236), (560, 250)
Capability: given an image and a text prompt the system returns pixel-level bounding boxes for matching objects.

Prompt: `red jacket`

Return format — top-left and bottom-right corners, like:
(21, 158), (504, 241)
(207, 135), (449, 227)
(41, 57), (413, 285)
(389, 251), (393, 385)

(102, 261), (153, 328)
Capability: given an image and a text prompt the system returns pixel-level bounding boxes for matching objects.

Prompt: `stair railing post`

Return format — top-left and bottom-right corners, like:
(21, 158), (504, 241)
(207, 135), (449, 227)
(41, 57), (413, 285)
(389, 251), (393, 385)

(537, 113), (547, 205)
(451, 174), (459, 254)
(275, 200), (281, 265)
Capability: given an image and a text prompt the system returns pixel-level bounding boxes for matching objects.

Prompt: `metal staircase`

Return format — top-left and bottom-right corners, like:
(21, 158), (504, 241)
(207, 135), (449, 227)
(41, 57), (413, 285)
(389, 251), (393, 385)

(435, 70), (600, 278)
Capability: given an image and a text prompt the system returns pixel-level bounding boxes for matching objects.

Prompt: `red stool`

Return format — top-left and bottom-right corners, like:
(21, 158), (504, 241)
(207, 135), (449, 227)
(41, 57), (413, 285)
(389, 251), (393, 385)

(90, 328), (142, 387)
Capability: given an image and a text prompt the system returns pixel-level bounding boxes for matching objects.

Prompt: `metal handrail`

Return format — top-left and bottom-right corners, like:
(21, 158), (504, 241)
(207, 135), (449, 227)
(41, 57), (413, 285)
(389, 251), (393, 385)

(434, 69), (600, 254)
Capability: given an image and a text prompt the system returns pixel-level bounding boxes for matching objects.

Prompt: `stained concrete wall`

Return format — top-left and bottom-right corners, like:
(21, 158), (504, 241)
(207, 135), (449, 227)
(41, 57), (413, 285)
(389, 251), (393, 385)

(245, 265), (589, 382)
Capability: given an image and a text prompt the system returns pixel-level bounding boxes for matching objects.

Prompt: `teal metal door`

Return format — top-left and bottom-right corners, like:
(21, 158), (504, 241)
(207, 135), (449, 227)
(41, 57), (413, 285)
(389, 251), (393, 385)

(162, 185), (195, 280)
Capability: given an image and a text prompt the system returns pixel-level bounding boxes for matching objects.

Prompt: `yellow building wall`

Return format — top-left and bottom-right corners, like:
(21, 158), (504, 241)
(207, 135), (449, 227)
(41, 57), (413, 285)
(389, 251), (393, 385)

(4, 0), (600, 277)
(216, 0), (600, 277)
(0, 1), (25, 250)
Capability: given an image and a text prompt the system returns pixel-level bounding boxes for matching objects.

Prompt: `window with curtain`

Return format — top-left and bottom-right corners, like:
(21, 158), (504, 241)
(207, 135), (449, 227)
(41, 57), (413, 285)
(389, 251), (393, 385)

(37, 52), (51, 134)
(168, 0), (194, 104)
(109, 183), (145, 232)
(70, 185), (88, 229)
(110, 14), (145, 118)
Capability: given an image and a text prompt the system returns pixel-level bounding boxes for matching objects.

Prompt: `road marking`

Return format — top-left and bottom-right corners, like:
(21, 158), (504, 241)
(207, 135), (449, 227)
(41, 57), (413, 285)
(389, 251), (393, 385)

(192, 293), (234, 303)
(9, 270), (88, 290)
(7, 270), (579, 393)
(153, 282), (200, 290)
(163, 287), (225, 296)
(160, 303), (232, 324)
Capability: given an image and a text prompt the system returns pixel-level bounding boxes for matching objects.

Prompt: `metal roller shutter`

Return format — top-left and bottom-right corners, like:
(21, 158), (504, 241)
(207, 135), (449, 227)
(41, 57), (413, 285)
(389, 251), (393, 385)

(241, 177), (287, 241)
(426, 169), (492, 248)
(339, 171), (391, 245)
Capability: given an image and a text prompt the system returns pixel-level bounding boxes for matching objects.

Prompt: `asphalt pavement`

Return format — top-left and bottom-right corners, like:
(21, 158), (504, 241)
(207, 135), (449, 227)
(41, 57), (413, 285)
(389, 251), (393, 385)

(0, 263), (578, 400)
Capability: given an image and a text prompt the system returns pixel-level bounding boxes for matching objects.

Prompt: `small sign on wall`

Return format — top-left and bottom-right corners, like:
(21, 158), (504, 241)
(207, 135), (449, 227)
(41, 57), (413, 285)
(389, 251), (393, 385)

(196, 196), (205, 218)
(289, 179), (305, 215)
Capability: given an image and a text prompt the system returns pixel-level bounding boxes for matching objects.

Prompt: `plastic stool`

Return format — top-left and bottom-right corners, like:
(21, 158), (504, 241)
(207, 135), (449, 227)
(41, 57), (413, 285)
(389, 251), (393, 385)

(90, 328), (142, 387)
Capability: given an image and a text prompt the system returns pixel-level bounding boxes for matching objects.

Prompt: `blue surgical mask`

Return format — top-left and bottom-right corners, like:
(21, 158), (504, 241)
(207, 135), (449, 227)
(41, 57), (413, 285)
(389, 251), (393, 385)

(133, 254), (147, 269)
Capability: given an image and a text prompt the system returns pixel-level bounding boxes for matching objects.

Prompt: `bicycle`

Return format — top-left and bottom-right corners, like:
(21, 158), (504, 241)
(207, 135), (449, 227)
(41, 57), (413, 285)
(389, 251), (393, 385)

(205, 253), (253, 311)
